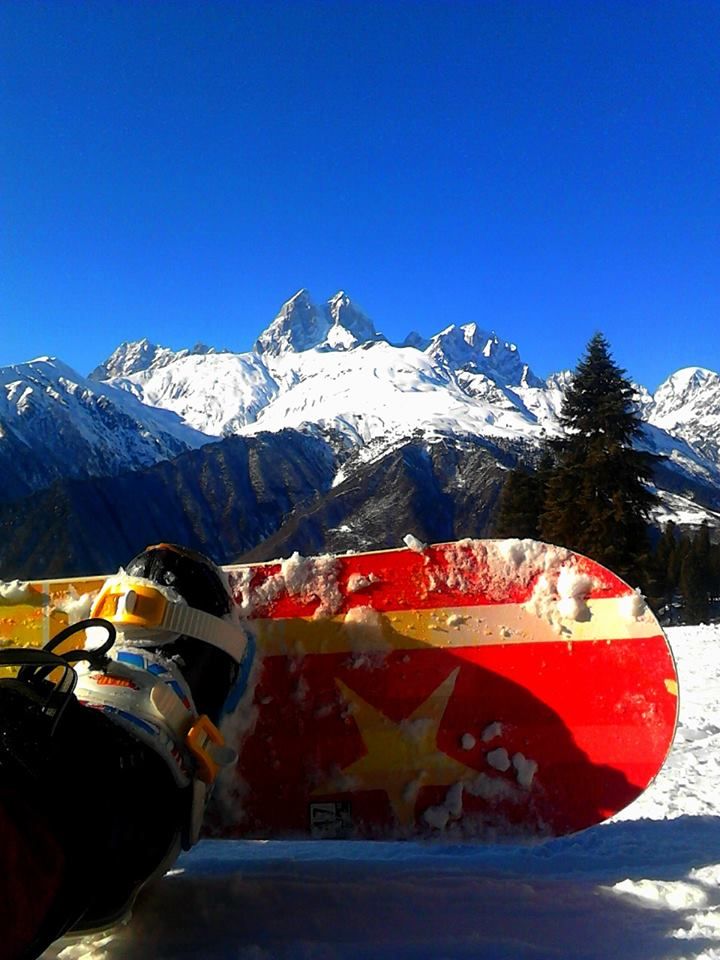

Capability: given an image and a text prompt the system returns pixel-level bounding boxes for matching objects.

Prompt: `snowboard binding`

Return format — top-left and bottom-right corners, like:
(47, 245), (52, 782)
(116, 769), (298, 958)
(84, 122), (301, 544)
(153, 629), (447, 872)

(0, 544), (251, 948)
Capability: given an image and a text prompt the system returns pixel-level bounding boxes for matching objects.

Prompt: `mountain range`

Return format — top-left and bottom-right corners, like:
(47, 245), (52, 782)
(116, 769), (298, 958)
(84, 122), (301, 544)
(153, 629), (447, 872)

(1, 289), (719, 578)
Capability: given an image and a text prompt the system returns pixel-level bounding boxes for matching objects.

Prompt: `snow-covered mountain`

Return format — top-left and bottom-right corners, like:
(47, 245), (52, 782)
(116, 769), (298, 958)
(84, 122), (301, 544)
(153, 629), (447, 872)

(96, 290), (554, 448)
(254, 290), (384, 357)
(0, 356), (208, 500)
(3, 289), (720, 556)
(113, 352), (280, 437)
(645, 367), (720, 463)
(89, 338), (224, 381)
(90, 290), (720, 479)
(80, 291), (720, 539)
(425, 323), (543, 388)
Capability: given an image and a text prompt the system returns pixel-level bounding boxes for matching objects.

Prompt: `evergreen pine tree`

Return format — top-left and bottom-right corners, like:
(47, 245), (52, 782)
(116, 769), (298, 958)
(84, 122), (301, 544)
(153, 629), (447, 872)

(494, 466), (544, 539)
(647, 521), (678, 612)
(710, 539), (720, 605)
(680, 540), (709, 623)
(658, 521), (679, 590)
(539, 333), (657, 583)
(695, 521), (713, 599)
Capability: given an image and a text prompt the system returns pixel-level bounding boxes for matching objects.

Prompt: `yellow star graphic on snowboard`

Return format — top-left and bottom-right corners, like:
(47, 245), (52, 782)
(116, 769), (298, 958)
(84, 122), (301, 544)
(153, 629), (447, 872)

(316, 667), (477, 827)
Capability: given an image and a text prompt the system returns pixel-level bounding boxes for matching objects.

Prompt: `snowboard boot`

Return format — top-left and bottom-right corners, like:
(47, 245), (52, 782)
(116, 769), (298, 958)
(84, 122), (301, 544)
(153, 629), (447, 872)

(0, 544), (251, 952)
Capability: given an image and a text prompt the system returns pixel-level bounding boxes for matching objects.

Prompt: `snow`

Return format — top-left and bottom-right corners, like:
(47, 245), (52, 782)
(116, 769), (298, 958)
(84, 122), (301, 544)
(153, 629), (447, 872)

(403, 533), (427, 553)
(555, 565), (594, 621)
(231, 553), (343, 621)
(512, 753), (539, 789)
(0, 579), (47, 605)
(486, 747), (511, 772)
(652, 489), (720, 529)
(646, 368), (720, 464)
(52, 588), (94, 624)
(619, 589), (648, 621)
(482, 721), (503, 742)
(116, 352), (280, 436)
(100, 292), (563, 452)
(43, 623), (720, 960)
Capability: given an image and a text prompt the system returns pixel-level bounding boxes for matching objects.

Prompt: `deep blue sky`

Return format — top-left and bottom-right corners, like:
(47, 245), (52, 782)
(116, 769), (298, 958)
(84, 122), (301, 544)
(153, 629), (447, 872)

(3, 1), (719, 389)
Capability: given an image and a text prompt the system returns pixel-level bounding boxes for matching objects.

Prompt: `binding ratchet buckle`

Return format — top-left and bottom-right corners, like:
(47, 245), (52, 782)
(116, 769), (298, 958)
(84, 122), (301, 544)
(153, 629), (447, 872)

(89, 575), (247, 664)
(92, 579), (168, 629)
(186, 715), (234, 784)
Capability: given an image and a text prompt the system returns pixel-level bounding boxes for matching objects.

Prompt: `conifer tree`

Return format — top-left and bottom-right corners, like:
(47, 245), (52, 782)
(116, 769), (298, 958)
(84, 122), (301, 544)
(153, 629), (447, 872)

(694, 521), (713, 598)
(539, 333), (657, 583)
(681, 542), (709, 623)
(494, 466), (543, 539)
(646, 521), (678, 612)
(679, 522), (715, 622)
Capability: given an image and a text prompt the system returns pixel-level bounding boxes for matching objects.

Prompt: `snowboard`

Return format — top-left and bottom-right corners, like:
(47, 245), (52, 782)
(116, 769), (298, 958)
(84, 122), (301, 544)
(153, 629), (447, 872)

(0, 538), (678, 842)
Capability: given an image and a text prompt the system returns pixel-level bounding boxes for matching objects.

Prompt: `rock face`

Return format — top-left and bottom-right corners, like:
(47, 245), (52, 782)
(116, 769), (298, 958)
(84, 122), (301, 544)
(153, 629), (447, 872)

(253, 290), (383, 357)
(2, 289), (720, 578)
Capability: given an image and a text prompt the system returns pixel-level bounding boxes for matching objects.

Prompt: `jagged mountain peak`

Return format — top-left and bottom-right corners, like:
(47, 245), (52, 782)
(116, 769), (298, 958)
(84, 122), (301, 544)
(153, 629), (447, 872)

(325, 291), (380, 350)
(254, 291), (330, 357)
(425, 323), (542, 388)
(654, 367), (720, 406)
(90, 338), (219, 381)
(89, 338), (164, 380)
(254, 289), (380, 357)
(642, 365), (720, 465)
(403, 331), (430, 350)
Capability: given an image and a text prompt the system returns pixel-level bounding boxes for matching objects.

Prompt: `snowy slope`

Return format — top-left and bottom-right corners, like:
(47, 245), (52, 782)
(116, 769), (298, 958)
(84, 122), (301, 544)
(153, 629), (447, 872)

(111, 342), (554, 446)
(251, 340), (553, 446)
(114, 352), (280, 436)
(0, 357), (209, 498)
(647, 367), (720, 463)
(45, 624), (720, 960)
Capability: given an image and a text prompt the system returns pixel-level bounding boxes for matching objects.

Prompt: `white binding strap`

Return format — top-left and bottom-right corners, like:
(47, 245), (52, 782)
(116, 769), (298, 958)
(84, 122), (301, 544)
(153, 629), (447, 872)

(161, 602), (247, 663)
(91, 575), (247, 663)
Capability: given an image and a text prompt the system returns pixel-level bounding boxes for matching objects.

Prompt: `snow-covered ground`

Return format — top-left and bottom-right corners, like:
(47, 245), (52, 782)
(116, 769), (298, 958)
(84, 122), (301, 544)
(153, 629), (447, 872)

(48, 625), (720, 960)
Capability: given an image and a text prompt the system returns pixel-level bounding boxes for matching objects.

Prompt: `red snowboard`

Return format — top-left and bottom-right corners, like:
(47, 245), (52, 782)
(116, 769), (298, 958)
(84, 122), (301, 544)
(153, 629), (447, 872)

(209, 538), (678, 842)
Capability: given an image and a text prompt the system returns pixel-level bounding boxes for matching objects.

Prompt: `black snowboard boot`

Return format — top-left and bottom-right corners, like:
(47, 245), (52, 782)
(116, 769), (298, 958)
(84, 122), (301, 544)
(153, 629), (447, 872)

(0, 544), (250, 954)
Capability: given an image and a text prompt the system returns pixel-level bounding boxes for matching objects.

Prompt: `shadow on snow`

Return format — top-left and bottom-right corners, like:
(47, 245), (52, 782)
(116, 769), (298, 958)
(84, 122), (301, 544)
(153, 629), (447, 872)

(47, 814), (720, 960)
